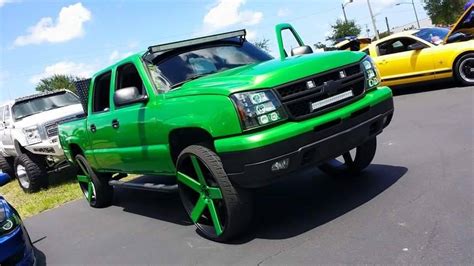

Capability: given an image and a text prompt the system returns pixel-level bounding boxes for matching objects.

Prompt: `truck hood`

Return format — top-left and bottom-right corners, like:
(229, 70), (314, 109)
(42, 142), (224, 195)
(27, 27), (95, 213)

(14, 103), (84, 129)
(166, 51), (365, 97)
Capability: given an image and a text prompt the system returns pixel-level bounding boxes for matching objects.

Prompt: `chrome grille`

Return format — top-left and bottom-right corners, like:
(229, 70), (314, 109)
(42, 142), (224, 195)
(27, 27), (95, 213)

(274, 62), (365, 120)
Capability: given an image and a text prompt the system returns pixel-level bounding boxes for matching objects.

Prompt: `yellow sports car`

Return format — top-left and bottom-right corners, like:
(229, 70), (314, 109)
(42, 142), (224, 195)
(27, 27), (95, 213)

(361, 5), (473, 86)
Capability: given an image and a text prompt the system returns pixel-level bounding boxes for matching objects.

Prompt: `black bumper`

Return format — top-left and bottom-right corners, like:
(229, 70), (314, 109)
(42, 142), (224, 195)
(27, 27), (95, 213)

(219, 98), (394, 188)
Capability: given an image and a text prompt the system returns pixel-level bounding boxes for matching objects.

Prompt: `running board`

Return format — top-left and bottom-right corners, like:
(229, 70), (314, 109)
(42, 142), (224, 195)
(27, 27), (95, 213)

(109, 180), (178, 193)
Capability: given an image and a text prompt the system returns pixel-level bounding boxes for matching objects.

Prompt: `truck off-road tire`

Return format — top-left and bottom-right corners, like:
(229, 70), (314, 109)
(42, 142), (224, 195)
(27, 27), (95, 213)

(75, 154), (113, 208)
(0, 155), (15, 179)
(14, 154), (47, 193)
(318, 137), (377, 177)
(454, 53), (474, 86)
(176, 145), (253, 242)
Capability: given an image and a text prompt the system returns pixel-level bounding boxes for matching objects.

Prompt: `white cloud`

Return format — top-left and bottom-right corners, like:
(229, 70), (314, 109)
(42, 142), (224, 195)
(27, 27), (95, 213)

(14, 2), (91, 47)
(109, 50), (133, 62)
(246, 29), (257, 41)
(277, 8), (290, 17)
(0, 0), (16, 8)
(30, 61), (95, 84)
(203, 0), (263, 31)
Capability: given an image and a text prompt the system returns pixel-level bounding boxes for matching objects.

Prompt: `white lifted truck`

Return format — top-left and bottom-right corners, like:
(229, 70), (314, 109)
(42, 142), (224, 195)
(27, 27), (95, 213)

(0, 90), (83, 192)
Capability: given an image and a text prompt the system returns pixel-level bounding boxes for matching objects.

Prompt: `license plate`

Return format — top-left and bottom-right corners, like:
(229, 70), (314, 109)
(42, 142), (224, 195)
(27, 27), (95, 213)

(310, 90), (354, 111)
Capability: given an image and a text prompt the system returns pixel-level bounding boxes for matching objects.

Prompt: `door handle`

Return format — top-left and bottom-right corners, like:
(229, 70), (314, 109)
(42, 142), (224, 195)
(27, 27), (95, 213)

(90, 124), (97, 133)
(112, 119), (120, 129)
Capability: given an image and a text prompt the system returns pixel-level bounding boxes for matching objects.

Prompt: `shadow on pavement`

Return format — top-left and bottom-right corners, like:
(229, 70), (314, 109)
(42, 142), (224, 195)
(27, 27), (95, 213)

(112, 175), (190, 226)
(391, 79), (459, 96)
(33, 247), (47, 266)
(108, 164), (407, 243)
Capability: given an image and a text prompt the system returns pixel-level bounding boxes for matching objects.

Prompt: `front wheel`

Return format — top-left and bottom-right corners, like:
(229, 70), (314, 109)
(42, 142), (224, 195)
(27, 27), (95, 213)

(176, 145), (253, 242)
(318, 137), (377, 177)
(14, 154), (47, 193)
(75, 154), (113, 208)
(454, 53), (474, 86)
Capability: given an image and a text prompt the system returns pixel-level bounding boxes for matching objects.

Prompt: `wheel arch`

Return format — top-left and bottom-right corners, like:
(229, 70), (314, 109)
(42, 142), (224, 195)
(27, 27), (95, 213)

(169, 127), (214, 165)
(68, 143), (84, 159)
(453, 51), (474, 71)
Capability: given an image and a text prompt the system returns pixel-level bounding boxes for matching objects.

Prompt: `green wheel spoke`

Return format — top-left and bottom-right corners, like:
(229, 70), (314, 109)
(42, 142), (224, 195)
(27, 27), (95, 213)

(177, 171), (201, 193)
(77, 174), (89, 183)
(208, 187), (223, 199)
(190, 156), (207, 186)
(87, 182), (93, 202)
(207, 200), (223, 236)
(190, 197), (207, 223)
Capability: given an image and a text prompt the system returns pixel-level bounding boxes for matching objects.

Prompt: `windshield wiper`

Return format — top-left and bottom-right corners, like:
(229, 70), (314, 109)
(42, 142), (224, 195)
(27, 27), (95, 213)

(170, 73), (213, 89)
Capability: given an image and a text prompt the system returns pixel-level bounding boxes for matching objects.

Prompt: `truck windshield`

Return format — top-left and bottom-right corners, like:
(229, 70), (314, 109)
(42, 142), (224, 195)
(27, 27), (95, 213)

(12, 92), (80, 120)
(149, 41), (273, 90)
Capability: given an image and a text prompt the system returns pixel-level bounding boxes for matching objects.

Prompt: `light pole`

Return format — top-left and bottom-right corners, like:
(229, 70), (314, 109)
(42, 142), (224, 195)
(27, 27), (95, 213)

(396, 0), (421, 29)
(341, 0), (353, 23)
(367, 0), (380, 40)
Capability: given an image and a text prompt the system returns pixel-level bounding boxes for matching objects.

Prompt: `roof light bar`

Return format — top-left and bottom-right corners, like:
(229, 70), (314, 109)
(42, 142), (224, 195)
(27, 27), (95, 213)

(148, 29), (246, 54)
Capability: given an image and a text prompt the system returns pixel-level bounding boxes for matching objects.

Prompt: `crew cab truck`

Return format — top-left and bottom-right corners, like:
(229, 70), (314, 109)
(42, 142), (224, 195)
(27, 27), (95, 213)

(58, 24), (394, 241)
(0, 90), (83, 192)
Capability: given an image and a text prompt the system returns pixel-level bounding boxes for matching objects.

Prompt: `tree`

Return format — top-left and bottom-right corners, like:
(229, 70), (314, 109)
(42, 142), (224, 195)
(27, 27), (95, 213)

(423, 0), (465, 25)
(326, 19), (361, 44)
(253, 38), (271, 52)
(35, 74), (80, 94)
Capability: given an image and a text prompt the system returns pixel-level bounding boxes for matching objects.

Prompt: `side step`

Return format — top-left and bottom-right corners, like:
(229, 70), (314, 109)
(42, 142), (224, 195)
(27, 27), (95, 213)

(109, 180), (178, 193)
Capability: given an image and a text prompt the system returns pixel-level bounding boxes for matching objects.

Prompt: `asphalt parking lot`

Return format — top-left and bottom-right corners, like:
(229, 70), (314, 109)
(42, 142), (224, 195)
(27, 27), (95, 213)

(26, 82), (473, 265)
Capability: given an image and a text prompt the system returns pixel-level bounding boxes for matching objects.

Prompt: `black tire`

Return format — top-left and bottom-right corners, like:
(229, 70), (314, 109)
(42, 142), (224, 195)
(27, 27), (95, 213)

(454, 53), (474, 86)
(318, 137), (377, 177)
(0, 155), (15, 179)
(14, 154), (47, 193)
(75, 154), (113, 208)
(176, 145), (253, 242)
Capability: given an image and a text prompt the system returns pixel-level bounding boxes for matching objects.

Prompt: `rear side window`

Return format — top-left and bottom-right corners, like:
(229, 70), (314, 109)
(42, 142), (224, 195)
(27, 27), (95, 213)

(116, 63), (145, 95)
(92, 72), (112, 113)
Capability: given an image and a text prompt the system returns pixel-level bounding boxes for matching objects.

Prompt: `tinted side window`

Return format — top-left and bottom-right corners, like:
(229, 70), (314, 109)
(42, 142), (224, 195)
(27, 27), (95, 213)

(116, 63), (145, 95)
(92, 72), (112, 113)
(377, 38), (418, 56)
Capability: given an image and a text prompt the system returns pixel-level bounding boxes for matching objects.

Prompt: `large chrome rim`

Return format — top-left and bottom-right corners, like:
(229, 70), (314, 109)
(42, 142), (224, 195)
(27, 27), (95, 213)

(460, 58), (474, 83)
(16, 165), (30, 189)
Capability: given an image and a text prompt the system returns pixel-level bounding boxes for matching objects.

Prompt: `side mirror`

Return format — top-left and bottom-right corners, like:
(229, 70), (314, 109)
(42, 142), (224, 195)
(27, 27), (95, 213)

(408, 42), (427, 51)
(291, 45), (314, 56)
(114, 87), (148, 107)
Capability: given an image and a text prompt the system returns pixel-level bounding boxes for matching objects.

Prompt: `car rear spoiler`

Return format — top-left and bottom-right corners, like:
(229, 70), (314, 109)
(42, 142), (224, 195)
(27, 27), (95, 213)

(74, 78), (91, 115)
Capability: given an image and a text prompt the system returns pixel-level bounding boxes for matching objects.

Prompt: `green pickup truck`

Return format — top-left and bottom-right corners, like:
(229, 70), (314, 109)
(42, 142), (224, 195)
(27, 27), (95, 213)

(59, 24), (394, 241)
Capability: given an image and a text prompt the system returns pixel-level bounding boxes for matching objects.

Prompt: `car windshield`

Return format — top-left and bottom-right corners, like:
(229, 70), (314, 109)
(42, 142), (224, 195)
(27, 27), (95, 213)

(413, 28), (449, 45)
(147, 40), (273, 90)
(12, 92), (80, 120)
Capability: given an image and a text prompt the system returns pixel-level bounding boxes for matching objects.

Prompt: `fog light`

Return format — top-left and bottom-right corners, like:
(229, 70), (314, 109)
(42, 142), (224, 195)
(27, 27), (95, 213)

(271, 158), (290, 172)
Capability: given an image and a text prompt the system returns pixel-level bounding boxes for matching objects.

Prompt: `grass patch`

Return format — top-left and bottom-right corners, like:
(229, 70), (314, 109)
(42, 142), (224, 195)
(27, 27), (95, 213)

(0, 169), (82, 219)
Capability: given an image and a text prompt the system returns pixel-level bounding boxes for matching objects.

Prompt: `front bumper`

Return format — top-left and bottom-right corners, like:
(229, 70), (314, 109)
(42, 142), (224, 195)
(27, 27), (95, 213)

(24, 136), (65, 157)
(216, 87), (394, 188)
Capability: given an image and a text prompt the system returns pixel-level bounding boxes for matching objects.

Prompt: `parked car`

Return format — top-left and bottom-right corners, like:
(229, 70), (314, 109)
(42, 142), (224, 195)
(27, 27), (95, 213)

(58, 23), (394, 242)
(0, 196), (35, 265)
(0, 90), (84, 193)
(360, 5), (473, 87)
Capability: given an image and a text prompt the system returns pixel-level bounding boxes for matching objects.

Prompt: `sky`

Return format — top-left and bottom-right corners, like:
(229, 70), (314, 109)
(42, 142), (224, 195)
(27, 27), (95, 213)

(0, 0), (429, 103)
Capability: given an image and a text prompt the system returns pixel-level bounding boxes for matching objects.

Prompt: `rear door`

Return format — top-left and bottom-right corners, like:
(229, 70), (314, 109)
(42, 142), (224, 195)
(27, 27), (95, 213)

(86, 71), (118, 170)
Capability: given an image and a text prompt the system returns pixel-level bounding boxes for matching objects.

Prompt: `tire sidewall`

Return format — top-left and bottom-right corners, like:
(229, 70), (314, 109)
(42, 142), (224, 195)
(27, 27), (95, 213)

(455, 54), (474, 86)
(14, 154), (46, 193)
(0, 155), (15, 180)
(74, 154), (113, 208)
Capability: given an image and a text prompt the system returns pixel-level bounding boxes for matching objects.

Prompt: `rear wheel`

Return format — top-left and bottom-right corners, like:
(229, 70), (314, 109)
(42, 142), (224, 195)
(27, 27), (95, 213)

(318, 137), (377, 177)
(454, 53), (474, 86)
(14, 154), (47, 193)
(75, 154), (113, 208)
(176, 145), (253, 242)
(0, 155), (14, 179)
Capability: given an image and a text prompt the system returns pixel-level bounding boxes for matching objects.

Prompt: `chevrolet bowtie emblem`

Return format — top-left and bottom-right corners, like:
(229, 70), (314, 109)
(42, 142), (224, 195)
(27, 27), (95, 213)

(306, 80), (315, 89)
(339, 70), (346, 78)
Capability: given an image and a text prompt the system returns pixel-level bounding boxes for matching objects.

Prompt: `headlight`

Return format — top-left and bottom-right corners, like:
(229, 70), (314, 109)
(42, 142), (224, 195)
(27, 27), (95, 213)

(23, 126), (42, 145)
(0, 213), (20, 235)
(361, 57), (381, 89)
(230, 90), (288, 131)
